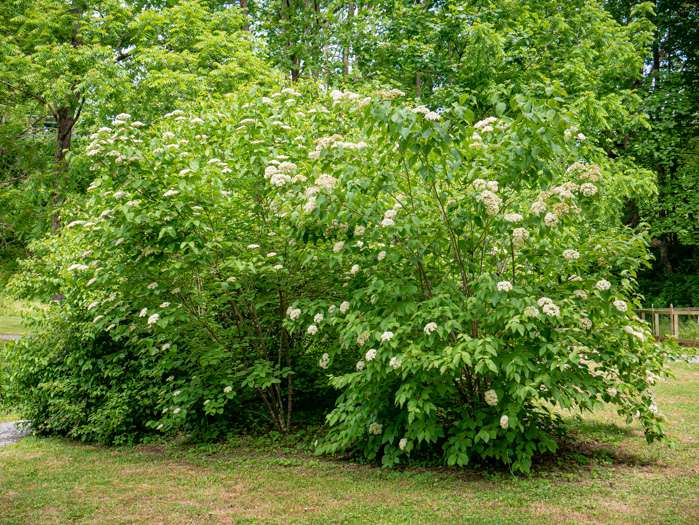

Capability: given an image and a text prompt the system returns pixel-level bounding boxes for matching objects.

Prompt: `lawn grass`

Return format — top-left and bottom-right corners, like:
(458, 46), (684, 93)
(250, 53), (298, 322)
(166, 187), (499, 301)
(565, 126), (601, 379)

(0, 292), (45, 335)
(1, 364), (697, 525)
(0, 315), (26, 335)
(0, 412), (21, 424)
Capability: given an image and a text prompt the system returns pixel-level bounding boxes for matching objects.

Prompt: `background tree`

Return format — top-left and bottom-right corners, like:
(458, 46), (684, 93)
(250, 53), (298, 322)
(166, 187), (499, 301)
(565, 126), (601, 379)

(0, 0), (270, 265)
(605, 0), (699, 306)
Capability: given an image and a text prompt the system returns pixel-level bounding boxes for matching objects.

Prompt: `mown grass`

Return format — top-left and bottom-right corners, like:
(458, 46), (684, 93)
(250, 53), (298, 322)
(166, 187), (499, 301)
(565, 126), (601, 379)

(0, 411), (20, 424)
(1, 364), (697, 525)
(0, 293), (43, 316)
(0, 293), (45, 334)
(0, 315), (25, 335)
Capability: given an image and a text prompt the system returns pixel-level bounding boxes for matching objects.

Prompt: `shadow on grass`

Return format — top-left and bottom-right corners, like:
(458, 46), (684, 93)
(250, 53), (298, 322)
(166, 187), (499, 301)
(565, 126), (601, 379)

(132, 419), (658, 486)
(17, 414), (660, 489)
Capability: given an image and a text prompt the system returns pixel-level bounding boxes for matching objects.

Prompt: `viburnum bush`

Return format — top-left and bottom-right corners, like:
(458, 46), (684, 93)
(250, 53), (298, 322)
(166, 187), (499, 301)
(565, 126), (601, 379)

(9, 85), (679, 469)
(11, 86), (362, 438)
(269, 89), (678, 472)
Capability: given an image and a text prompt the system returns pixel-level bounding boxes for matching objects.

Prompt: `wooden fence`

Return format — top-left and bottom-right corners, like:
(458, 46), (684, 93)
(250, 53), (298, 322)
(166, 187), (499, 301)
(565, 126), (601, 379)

(635, 305), (699, 347)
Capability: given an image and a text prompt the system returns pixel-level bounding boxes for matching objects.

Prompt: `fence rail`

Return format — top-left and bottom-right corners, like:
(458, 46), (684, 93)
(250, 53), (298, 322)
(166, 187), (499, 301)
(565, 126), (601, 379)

(635, 305), (699, 347)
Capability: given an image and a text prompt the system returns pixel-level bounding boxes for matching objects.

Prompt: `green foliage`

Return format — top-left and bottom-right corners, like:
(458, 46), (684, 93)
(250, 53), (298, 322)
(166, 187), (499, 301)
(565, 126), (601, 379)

(606, 1), (699, 281)
(0, 0), (273, 251)
(2, 307), (164, 445)
(638, 245), (699, 307)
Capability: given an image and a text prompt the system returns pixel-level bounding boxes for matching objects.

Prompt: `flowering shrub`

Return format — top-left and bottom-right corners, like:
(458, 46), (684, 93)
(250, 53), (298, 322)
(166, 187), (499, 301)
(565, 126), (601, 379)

(10, 88), (359, 437)
(8, 85), (680, 469)
(269, 90), (677, 471)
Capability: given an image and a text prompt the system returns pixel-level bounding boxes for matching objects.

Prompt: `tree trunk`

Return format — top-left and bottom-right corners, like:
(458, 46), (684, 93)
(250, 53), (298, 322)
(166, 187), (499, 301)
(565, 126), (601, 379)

(343, 2), (354, 77)
(51, 107), (76, 232)
(239, 0), (250, 31)
(416, 72), (421, 98)
(659, 233), (673, 274)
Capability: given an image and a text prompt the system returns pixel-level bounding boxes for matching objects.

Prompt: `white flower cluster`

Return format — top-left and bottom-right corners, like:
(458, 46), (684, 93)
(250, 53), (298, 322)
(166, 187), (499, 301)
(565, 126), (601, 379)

(580, 317), (593, 330)
(424, 322), (437, 335)
(544, 212), (558, 227)
(574, 290), (588, 300)
(333, 241), (344, 253)
(474, 116), (499, 129)
(319, 353), (330, 369)
(624, 325), (646, 341)
(481, 190), (502, 215)
(596, 279), (611, 291)
(613, 299), (628, 312)
(374, 89), (405, 99)
(330, 89), (371, 107)
(563, 249), (580, 260)
(287, 307), (301, 320)
(580, 182), (598, 196)
(148, 313), (160, 325)
(399, 438), (408, 450)
(381, 331), (394, 342)
(307, 325), (318, 335)
(368, 422), (383, 435)
(314, 313), (324, 323)
(500, 415), (509, 429)
(357, 332), (370, 346)
(551, 182), (579, 199)
(381, 208), (399, 228)
(504, 213), (523, 223)
(523, 306), (539, 317)
(579, 165), (602, 182)
(537, 297), (560, 317)
(378, 251), (387, 261)
(304, 197), (317, 213)
(470, 132), (484, 148)
(512, 228), (530, 249)
(473, 179), (487, 191)
(389, 356), (402, 369)
(497, 281), (513, 292)
(366, 349), (377, 361)
(484, 389), (498, 406)
(356, 360), (365, 371)
(531, 200), (547, 216)
(316, 174), (339, 190)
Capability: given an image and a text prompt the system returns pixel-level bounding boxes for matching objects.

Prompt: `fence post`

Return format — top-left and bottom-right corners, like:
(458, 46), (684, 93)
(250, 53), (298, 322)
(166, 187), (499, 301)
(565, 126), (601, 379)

(653, 304), (659, 338)
(670, 304), (678, 337)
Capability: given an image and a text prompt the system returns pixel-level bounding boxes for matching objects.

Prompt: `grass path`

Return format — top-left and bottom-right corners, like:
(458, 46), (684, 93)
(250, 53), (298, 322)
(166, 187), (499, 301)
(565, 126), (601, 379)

(0, 364), (697, 524)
